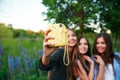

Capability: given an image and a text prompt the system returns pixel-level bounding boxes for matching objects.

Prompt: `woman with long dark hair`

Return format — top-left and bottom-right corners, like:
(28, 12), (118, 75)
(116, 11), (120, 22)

(68, 35), (94, 80)
(93, 32), (120, 80)
(39, 28), (79, 80)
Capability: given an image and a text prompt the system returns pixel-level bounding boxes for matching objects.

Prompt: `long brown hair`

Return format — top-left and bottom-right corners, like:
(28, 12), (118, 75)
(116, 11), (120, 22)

(66, 29), (77, 80)
(67, 34), (91, 80)
(92, 32), (113, 64)
(76, 35), (91, 73)
(77, 35), (91, 57)
(67, 45), (78, 80)
(67, 43), (90, 80)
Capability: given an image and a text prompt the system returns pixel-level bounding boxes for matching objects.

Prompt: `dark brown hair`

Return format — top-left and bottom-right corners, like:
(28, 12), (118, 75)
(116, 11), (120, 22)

(66, 29), (84, 80)
(66, 29), (77, 80)
(67, 35), (91, 80)
(77, 35), (91, 57)
(92, 32), (113, 64)
(76, 35), (91, 74)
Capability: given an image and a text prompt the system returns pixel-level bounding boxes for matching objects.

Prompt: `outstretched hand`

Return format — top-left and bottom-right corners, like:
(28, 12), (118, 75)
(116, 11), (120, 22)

(42, 29), (57, 66)
(43, 29), (57, 57)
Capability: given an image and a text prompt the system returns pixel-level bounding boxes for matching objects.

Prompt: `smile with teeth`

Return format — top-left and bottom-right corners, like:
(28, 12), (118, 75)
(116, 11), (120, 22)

(69, 40), (75, 43)
(97, 48), (104, 51)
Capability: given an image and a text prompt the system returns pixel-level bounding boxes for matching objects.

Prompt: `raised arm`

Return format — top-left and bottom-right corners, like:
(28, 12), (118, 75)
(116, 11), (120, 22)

(76, 60), (89, 80)
(42, 29), (56, 66)
(94, 55), (105, 80)
(83, 55), (94, 80)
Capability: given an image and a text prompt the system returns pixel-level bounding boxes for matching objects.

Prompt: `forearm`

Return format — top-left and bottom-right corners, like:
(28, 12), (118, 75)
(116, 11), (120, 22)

(77, 60), (89, 80)
(81, 76), (89, 80)
(96, 64), (104, 80)
(78, 71), (89, 80)
(89, 63), (94, 80)
(42, 54), (51, 66)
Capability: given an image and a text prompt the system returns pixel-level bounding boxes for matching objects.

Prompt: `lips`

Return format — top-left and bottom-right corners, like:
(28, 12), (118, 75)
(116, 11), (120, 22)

(97, 48), (105, 53)
(69, 39), (76, 44)
(69, 41), (75, 44)
(79, 48), (87, 53)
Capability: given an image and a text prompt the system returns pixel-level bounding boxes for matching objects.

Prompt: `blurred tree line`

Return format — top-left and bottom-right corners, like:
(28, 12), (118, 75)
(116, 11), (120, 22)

(41, 0), (120, 37)
(41, 0), (120, 51)
(0, 23), (44, 38)
(0, 0), (120, 51)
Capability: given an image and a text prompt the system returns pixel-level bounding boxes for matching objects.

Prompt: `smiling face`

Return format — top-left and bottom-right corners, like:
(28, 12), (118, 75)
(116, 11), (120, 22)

(67, 30), (77, 47)
(96, 37), (107, 56)
(78, 38), (89, 55)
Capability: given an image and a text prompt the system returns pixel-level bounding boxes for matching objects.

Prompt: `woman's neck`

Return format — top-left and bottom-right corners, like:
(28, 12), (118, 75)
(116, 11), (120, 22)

(68, 46), (73, 53)
(81, 54), (85, 61)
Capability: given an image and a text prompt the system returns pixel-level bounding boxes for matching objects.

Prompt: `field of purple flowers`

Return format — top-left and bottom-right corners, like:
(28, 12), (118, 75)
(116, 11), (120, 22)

(0, 38), (47, 80)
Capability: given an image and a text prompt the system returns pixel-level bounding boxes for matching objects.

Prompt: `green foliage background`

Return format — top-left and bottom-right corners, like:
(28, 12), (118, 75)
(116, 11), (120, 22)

(0, 38), (48, 80)
(0, 23), (47, 80)
(0, 22), (120, 80)
(0, 0), (120, 79)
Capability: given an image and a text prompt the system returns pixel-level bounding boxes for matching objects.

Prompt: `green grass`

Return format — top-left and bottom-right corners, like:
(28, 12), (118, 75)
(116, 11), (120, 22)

(0, 38), (47, 80)
(0, 35), (119, 80)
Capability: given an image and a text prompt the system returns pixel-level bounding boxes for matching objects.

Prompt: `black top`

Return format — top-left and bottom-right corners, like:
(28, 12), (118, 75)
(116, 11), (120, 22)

(39, 48), (67, 80)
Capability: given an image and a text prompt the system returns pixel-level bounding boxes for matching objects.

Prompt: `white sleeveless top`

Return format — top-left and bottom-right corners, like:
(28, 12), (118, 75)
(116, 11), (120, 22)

(104, 64), (115, 80)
